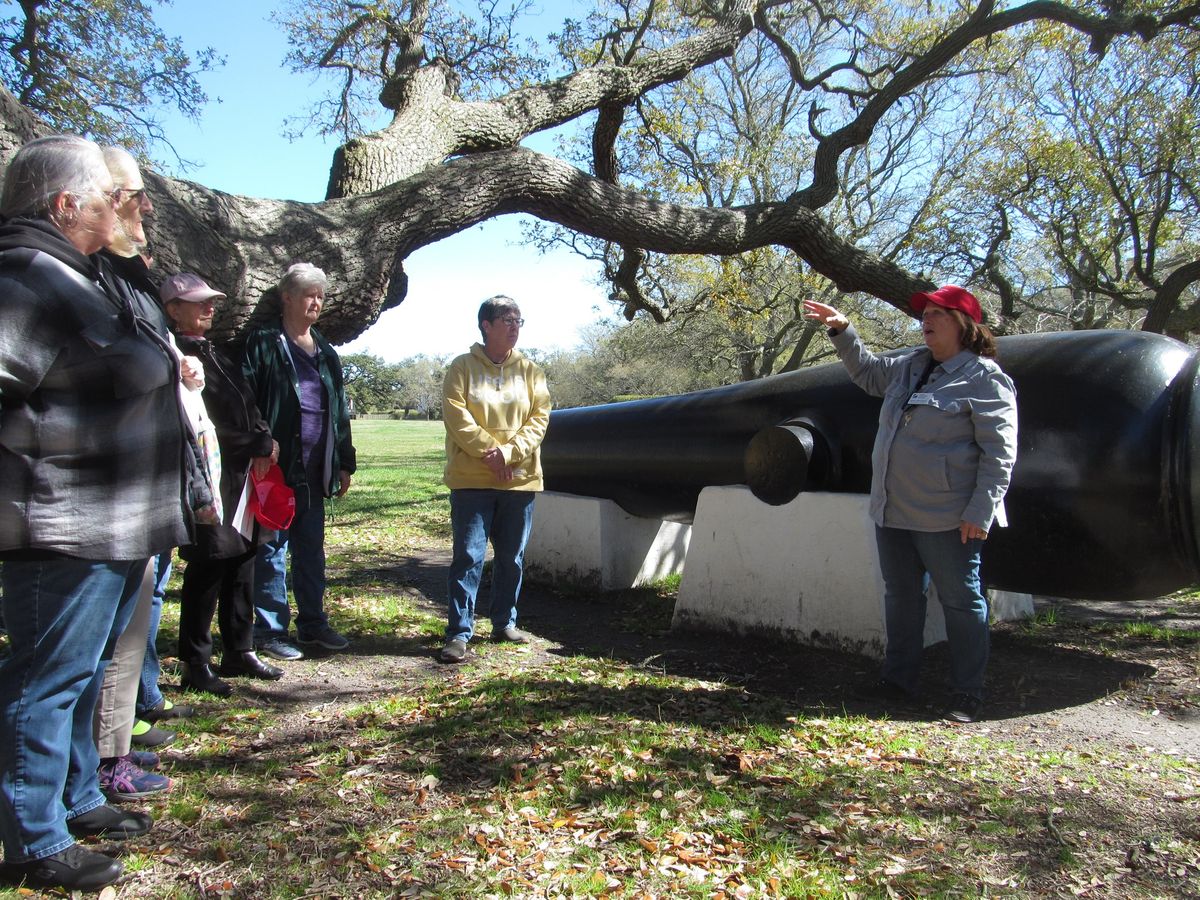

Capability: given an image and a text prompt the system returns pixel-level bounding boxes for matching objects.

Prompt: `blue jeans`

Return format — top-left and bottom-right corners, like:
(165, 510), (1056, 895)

(253, 495), (328, 641)
(446, 489), (536, 642)
(874, 526), (989, 700)
(0, 557), (146, 862)
(136, 551), (172, 715)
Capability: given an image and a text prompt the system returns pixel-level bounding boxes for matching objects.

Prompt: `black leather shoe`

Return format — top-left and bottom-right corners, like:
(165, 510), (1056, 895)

(179, 662), (233, 696)
(141, 697), (195, 722)
(219, 651), (284, 681)
(67, 804), (153, 839)
(2, 844), (122, 890)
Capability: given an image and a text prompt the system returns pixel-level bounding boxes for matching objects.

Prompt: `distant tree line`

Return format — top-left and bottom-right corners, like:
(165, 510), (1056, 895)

(340, 353), (447, 419)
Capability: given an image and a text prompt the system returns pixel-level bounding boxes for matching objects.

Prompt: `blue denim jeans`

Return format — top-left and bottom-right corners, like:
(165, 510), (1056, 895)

(136, 551), (172, 716)
(874, 526), (989, 700)
(446, 489), (536, 642)
(253, 495), (328, 641)
(0, 557), (147, 862)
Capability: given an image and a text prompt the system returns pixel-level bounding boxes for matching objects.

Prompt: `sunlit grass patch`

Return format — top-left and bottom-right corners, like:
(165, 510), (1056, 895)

(1105, 619), (1200, 643)
(329, 657), (1065, 895)
(330, 419), (450, 545)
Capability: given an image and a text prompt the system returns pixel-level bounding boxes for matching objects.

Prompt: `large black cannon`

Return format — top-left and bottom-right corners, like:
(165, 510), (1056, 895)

(542, 330), (1200, 601)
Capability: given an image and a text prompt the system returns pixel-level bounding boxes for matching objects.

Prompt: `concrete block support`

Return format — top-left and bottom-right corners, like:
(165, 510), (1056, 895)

(525, 491), (691, 590)
(674, 486), (942, 656)
(526, 487), (1032, 655)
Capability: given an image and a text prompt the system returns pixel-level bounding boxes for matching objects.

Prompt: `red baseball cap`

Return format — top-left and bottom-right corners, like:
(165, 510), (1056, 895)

(910, 285), (982, 324)
(249, 464), (296, 531)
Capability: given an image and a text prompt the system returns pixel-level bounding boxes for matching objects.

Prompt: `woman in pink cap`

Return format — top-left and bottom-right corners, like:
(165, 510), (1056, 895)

(805, 286), (1018, 723)
(160, 272), (283, 696)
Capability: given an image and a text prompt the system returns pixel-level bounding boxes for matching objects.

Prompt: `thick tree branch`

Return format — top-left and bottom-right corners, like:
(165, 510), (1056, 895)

(327, 0), (758, 196)
(1142, 259), (1200, 334)
(144, 147), (932, 346)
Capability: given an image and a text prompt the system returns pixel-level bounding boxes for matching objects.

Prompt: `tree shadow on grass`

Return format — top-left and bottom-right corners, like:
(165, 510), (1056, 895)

(258, 546), (1169, 728)
(154, 667), (1198, 900)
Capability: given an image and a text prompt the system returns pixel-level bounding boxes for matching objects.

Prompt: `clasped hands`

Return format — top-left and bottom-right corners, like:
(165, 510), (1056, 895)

(482, 447), (514, 483)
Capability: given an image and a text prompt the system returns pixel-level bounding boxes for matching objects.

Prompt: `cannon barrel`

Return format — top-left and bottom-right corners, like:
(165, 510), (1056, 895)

(541, 330), (1200, 601)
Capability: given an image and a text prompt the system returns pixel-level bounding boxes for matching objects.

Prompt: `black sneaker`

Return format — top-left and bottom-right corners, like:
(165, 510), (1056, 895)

(945, 693), (983, 723)
(129, 720), (176, 748)
(1, 844), (122, 891)
(67, 804), (153, 840)
(256, 636), (304, 661)
(141, 697), (195, 722)
(297, 625), (349, 651)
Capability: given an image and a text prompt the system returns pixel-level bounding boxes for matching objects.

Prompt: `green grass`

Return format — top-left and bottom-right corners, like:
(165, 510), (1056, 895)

(330, 418), (451, 545)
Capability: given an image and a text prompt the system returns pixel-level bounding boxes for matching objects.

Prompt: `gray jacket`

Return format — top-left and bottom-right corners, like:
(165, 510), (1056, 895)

(832, 325), (1018, 532)
(0, 234), (191, 560)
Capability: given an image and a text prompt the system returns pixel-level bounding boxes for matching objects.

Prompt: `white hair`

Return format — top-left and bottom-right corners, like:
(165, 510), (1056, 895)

(0, 135), (108, 219)
(279, 262), (328, 298)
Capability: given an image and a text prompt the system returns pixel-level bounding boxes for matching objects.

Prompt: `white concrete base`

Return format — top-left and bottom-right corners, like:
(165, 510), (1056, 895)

(525, 491), (691, 590)
(674, 486), (1033, 657)
(989, 589), (1036, 620)
(674, 486), (934, 656)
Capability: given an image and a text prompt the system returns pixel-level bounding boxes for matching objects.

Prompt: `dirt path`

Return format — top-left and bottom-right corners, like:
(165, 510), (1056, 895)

(258, 549), (1200, 760)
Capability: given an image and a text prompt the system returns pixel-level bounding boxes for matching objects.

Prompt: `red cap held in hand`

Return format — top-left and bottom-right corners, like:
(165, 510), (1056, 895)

(249, 464), (295, 531)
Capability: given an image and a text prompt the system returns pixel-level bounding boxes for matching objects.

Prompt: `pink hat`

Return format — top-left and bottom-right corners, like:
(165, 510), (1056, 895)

(910, 285), (982, 324)
(248, 465), (295, 531)
(160, 272), (226, 304)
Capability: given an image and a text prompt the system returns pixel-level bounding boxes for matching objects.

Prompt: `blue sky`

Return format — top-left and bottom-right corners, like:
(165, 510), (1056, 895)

(148, 0), (608, 360)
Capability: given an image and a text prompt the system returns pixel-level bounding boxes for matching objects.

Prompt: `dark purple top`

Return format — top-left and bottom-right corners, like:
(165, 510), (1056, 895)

(288, 336), (329, 489)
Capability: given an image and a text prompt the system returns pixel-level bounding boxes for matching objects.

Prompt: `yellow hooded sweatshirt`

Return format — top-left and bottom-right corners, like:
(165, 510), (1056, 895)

(442, 343), (552, 491)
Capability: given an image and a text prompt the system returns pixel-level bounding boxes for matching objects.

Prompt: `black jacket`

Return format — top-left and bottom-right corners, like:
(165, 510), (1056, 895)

(176, 333), (275, 560)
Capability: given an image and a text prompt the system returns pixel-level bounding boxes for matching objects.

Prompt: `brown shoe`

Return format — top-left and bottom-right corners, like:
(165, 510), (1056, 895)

(492, 626), (530, 644)
(439, 639), (468, 663)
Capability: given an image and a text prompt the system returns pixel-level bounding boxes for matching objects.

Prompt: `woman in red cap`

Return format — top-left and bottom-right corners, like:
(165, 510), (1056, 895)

(804, 286), (1018, 723)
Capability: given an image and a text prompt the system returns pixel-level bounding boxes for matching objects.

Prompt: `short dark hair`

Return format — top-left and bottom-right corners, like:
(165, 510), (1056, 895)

(477, 295), (520, 339)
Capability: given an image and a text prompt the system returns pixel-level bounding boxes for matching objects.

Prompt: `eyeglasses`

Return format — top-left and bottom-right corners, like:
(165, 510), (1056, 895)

(115, 188), (148, 203)
(495, 316), (524, 327)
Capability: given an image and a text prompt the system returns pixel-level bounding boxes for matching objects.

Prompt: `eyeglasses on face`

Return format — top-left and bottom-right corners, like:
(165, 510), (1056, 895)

(116, 187), (148, 204)
(495, 316), (524, 327)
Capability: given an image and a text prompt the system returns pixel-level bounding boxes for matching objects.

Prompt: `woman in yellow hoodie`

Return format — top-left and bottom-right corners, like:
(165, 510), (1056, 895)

(440, 296), (552, 663)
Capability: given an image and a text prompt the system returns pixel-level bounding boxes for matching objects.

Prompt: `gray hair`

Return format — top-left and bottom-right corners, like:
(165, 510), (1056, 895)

(101, 146), (140, 188)
(477, 294), (520, 339)
(279, 262), (328, 298)
(0, 135), (108, 219)
(101, 146), (145, 256)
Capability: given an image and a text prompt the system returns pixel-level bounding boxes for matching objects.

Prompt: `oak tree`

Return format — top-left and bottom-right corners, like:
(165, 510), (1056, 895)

(0, 0), (1196, 347)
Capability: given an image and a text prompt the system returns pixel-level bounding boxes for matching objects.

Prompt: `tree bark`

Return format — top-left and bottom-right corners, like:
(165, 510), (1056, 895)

(86, 145), (929, 345)
(326, 0), (758, 197)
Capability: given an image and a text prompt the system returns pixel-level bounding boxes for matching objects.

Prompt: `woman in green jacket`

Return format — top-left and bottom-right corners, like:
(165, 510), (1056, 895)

(242, 263), (356, 662)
